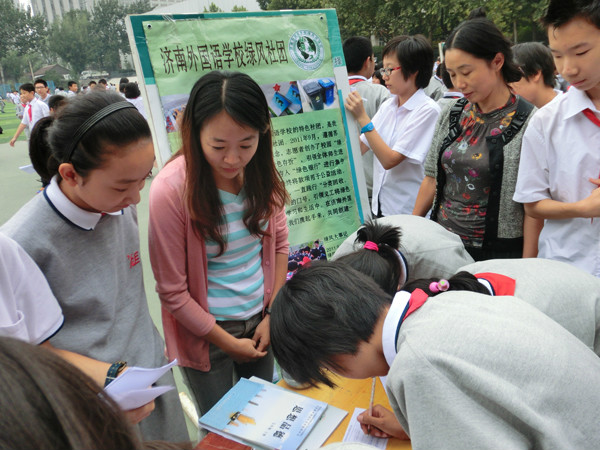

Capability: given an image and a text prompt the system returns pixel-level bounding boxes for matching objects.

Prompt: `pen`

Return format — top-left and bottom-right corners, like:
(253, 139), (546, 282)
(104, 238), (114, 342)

(367, 377), (375, 434)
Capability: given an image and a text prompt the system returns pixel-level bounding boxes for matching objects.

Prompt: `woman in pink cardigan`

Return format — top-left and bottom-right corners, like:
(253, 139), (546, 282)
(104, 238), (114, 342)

(148, 71), (289, 414)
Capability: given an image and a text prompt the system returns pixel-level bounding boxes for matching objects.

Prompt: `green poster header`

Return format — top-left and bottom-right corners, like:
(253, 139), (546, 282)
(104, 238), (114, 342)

(144, 15), (333, 96)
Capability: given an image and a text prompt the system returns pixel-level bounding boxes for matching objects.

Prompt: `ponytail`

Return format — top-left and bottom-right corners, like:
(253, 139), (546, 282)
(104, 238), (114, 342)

(336, 221), (404, 296)
(29, 116), (55, 187)
(403, 271), (490, 296)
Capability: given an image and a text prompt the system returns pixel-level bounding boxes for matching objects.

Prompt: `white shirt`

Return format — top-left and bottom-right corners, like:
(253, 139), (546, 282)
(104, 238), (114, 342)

(21, 97), (50, 131)
(0, 232), (64, 344)
(361, 89), (440, 216)
(382, 290), (411, 367)
(514, 87), (600, 276)
(45, 176), (123, 230)
(126, 96), (148, 120)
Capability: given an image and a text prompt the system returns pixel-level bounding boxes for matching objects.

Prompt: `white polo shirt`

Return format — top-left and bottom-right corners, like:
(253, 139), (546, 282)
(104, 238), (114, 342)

(0, 232), (64, 344)
(361, 89), (440, 216)
(21, 97), (50, 131)
(514, 87), (600, 277)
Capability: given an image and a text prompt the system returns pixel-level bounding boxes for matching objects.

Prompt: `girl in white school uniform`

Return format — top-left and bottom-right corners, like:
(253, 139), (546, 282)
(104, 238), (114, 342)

(345, 35), (441, 217)
(148, 71), (289, 415)
(0, 91), (188, 442)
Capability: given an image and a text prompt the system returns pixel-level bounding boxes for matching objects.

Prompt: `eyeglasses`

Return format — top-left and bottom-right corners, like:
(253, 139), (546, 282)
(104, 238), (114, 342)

(370, 55), (378, 63)
(379, 66), (401, 77)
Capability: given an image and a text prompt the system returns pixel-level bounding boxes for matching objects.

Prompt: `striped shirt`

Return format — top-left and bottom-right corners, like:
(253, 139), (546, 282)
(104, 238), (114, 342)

(206, 190), (266, 321)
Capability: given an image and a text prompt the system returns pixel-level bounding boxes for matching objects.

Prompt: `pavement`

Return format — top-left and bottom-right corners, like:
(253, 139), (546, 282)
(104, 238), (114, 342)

(0, 140), (200, 442)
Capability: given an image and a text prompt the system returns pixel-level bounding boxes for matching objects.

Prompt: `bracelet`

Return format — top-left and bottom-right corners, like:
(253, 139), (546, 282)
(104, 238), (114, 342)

(104, 360), (127, 388)
(360, 122), (375, 134)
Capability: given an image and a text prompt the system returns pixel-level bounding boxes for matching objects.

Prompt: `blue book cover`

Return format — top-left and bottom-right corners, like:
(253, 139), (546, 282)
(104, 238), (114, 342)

(200, 378), (327, 450)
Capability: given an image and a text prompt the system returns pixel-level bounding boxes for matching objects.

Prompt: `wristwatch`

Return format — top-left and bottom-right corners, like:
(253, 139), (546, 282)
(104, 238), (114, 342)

(360, 122), (375, 134)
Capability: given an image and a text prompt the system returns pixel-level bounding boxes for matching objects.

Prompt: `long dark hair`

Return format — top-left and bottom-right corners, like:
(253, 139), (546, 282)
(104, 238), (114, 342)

(0, 337), (142, 449)
(177, 71), (289, 256)
(445, 18), (522, 84)
(336, 221), (403, 296)
(37, 91), (150, 179)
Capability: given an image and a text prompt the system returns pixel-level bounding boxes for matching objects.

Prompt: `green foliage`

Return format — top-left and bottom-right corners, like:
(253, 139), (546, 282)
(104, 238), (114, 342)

(0, 51), (28, 83)
(265, 0), (327, 10)
(204, 2), (223, 12)
(89, 0), (128, 72)
(47, 10), (92, 76)
(232, 5), (248, 11)
(0, 0), (48, 60)
(127, 0), (153, 15)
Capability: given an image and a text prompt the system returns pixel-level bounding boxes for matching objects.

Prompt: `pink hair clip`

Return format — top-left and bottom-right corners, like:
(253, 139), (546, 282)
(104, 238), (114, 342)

(363, 241), (379, 252)
(429, 279), (449, 293)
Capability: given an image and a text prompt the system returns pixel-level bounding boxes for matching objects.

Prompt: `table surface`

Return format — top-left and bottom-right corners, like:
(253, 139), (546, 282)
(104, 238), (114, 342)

(278, 375), (412, 450)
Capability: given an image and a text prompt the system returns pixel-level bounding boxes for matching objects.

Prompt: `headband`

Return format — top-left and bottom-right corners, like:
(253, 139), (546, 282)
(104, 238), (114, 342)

(363, 241), (379, 251)
(64, 101), (137, 163)
(429, 279), (449, 293)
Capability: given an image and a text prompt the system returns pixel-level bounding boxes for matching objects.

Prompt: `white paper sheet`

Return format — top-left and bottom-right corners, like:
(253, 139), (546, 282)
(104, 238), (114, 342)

(342, 408), (388, 450)
(104, 359), (177, 410)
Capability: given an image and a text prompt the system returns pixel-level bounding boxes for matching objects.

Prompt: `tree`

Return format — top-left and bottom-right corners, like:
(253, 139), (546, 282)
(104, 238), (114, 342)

(265, 0), (326, 9)
(89, 0), (129, 72)
(127, 0), (153, 15)
(0, 0), (48, 60)
(204, 2), (223, 12)
(232, 5), (248, 11)
(47, 10), (93, 76)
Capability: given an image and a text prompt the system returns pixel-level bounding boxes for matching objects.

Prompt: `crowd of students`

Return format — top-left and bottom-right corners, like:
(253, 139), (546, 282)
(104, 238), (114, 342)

(1, 0), (600, 448)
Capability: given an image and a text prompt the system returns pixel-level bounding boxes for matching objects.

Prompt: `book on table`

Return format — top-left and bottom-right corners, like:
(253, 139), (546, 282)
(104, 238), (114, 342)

(199, 377), (328, 450)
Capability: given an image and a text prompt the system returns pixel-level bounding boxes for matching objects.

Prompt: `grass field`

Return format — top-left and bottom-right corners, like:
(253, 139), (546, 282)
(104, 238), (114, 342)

(0, 101), (27, 145)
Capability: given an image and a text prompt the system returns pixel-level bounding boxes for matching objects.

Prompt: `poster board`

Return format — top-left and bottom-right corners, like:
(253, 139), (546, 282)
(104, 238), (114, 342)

(126, 9), (370, 256)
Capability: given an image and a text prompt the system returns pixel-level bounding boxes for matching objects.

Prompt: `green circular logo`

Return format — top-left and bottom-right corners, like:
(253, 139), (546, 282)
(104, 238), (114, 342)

(289, 30), (325, 71)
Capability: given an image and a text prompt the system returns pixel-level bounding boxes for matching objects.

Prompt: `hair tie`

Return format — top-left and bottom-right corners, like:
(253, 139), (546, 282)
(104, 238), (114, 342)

(429, 279), (449, 293)
(363, 241), (379, 252)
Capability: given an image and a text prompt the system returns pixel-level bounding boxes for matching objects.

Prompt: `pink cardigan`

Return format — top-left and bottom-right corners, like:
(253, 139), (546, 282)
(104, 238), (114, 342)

(148, 156), (289, 371)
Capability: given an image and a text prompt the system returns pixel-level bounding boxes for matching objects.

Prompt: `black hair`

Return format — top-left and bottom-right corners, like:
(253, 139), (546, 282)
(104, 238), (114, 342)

(439, 62), (454, 89)
(48, 94), (67, 112)
(98, 79), (107, 84)
(402, 271), (490, 296)
(67, 80), (77, 87)
(123, 82), (141, 99)
(343, 36), (374, 73)
(336, 221), (403, 296)
(373, 62), (386, 86)
(445, 18), (522, 84)
(29, 117), (54, 187)
(0, 337), (143, 450)
(271, 261), (392, 387)
(382, 35), (434, 89)
(177, 71), (288, 256)
(512, 42), (556, 88)
(310, 248), (321, 259)
(119, 77), (129, 84)
(34, 78), (48, 88)
(288, 260), (298, 271)
(467, 6), (487, 20)
(88, 81), (97, 86)
(37, 91), (150, 179)
(543, 0), (600, 29)
(20, 83), (34, 93)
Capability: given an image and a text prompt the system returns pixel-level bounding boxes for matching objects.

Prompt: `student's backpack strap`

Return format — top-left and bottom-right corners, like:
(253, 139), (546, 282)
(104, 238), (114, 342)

(430, 97), (468, 222)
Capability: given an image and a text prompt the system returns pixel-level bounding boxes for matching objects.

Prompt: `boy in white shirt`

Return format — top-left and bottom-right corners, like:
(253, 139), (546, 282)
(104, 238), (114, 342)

(514, 0), (600, 276)
(9, 83), (50, 147)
